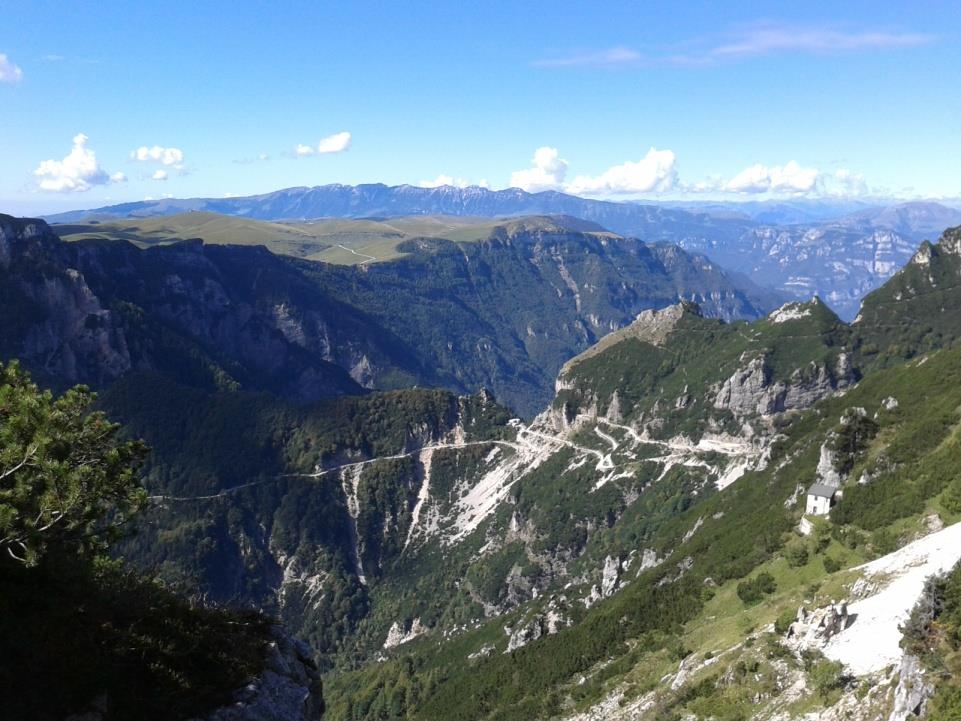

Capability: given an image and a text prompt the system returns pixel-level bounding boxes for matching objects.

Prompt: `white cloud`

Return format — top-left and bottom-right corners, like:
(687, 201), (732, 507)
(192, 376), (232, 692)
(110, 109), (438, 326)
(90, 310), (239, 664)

(509, 146), (568, 192)
(152, 169), (168, 181)
(34, 134), (115, 192)
(726, 160), (819, 194)
(534, 47), (644, 68)
(831, 168), (868, 196)
(419, 175), (490, 189)
(294, 132), (352, 158)
(509, 146), (865, 200)
(725, 164), (771, 193)
(711, 24), (932, 60)
(317, 131), (351, 154)
(684, 176), (725, 193)
(131, 145), (185, 167)
(0, 53), (23, 83)
(420, 174), (457, 188)
(110, 171), (127, 183)
(534, 23), (932, 69)
(566, 148), (677, 196)
(258, 153), (270, 161)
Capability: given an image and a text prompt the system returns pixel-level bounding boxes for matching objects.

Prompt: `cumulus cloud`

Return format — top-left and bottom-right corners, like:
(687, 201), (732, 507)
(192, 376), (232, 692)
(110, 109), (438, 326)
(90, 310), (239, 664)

(34, 134), (116, 192)
(681, 163), (872, 198)
(683, 176), (725, 193)
(110, 171), (127, 183)
(567, 148), (677, 196)
(420, 174), (460, 188)
(419, 174), (490, 189)
(317, 131), (351, 154)
(509, 147), (568, 192)
(0, 53), (23, 83)
(294, 132), (352, 158)
(510, 146), (867, 199)
(152, 170), (168, 181)
(510, 146), (675, 196)
(726, 160), (819, 194)
(830, 168), (868, 196)
(132, 145), (185, 167)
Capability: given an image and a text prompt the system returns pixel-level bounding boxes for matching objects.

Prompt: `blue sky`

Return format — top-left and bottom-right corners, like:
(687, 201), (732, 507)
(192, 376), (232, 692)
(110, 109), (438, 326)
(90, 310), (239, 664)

(1, 0), (959, 215)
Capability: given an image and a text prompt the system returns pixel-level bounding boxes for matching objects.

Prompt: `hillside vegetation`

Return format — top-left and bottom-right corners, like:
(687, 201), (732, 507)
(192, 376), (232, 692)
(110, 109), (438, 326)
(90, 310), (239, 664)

(0, 362), (276, 721)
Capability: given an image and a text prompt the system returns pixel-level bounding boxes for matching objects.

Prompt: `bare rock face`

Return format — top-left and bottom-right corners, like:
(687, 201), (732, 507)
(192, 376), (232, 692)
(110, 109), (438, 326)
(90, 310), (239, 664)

(940, 227), (961, 256)
(600, 555), (621, 598)
(888, 654), (934, 721)
(0, 216), (131, 385)
(785, 603), (850, 651)
(815, 441), (844, 487)
(190, 628), (324, 721)
(585, 556), (623, 607)
(714, 357), (774, 416)
(637, 548), (665, 573)
(505, 597), (570, 651)
(505, 617), (545, 652)
(714, 353), (856, 418)
(383, 618), (427, 649)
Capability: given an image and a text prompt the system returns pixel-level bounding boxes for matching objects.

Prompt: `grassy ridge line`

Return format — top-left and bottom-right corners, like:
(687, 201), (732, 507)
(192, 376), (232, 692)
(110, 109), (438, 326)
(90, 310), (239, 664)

(52, 212), (563, 265)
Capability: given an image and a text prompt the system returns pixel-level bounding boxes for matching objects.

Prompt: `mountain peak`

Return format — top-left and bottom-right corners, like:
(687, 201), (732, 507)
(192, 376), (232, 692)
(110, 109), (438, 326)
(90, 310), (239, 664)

(559, 301), (700, 378)
(766, 296), (837, 324)
(938, 225), (961, 255)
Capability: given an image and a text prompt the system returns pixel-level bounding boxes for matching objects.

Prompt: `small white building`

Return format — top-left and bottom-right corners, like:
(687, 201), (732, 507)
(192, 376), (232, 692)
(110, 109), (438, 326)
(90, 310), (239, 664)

(806, 483), (838, 516)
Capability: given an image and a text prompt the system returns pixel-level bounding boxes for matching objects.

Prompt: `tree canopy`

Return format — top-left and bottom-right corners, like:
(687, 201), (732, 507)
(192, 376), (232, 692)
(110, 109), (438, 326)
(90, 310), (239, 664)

(0, 362), (148, 565)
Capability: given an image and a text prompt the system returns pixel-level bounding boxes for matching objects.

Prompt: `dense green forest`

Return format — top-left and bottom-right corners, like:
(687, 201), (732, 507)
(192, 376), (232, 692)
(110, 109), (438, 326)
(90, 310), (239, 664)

(0, 362), (275, 720)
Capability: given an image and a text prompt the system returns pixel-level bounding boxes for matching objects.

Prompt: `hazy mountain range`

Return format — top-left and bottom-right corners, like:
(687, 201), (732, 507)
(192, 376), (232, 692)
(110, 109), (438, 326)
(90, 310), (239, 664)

(45, 184), (961, 319)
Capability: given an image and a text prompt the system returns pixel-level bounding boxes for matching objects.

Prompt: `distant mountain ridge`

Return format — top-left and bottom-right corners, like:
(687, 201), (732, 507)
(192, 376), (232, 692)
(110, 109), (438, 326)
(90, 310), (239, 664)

(45, 185), (961, 320)
(45, 183), (753, 246)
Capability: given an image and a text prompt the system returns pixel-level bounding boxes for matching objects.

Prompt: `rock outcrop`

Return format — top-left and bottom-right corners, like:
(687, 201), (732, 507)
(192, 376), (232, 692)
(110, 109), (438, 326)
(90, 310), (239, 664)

(0, 215), (132, 385)
(785, 603), (851, 651)
(383, 618), (427, 649)
(190, 628), (324, 721)
(714, 353), (856, 417)
(505, 597), (570, 652)
(888, 654), (934, 721)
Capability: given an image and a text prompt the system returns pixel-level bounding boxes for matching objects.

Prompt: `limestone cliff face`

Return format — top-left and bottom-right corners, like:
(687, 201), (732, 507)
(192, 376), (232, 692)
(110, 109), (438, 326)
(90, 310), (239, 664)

(713, 353), (856, 417)
(0, 215), (131, 385)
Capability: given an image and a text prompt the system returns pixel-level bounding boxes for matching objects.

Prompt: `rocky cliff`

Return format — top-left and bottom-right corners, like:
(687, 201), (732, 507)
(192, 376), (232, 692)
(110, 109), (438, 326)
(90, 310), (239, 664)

(190, 628), (325, 721)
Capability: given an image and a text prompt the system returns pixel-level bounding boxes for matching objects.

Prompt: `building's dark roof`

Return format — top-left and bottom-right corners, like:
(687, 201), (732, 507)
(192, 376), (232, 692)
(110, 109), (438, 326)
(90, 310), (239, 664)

(808, 483), (838, 498)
